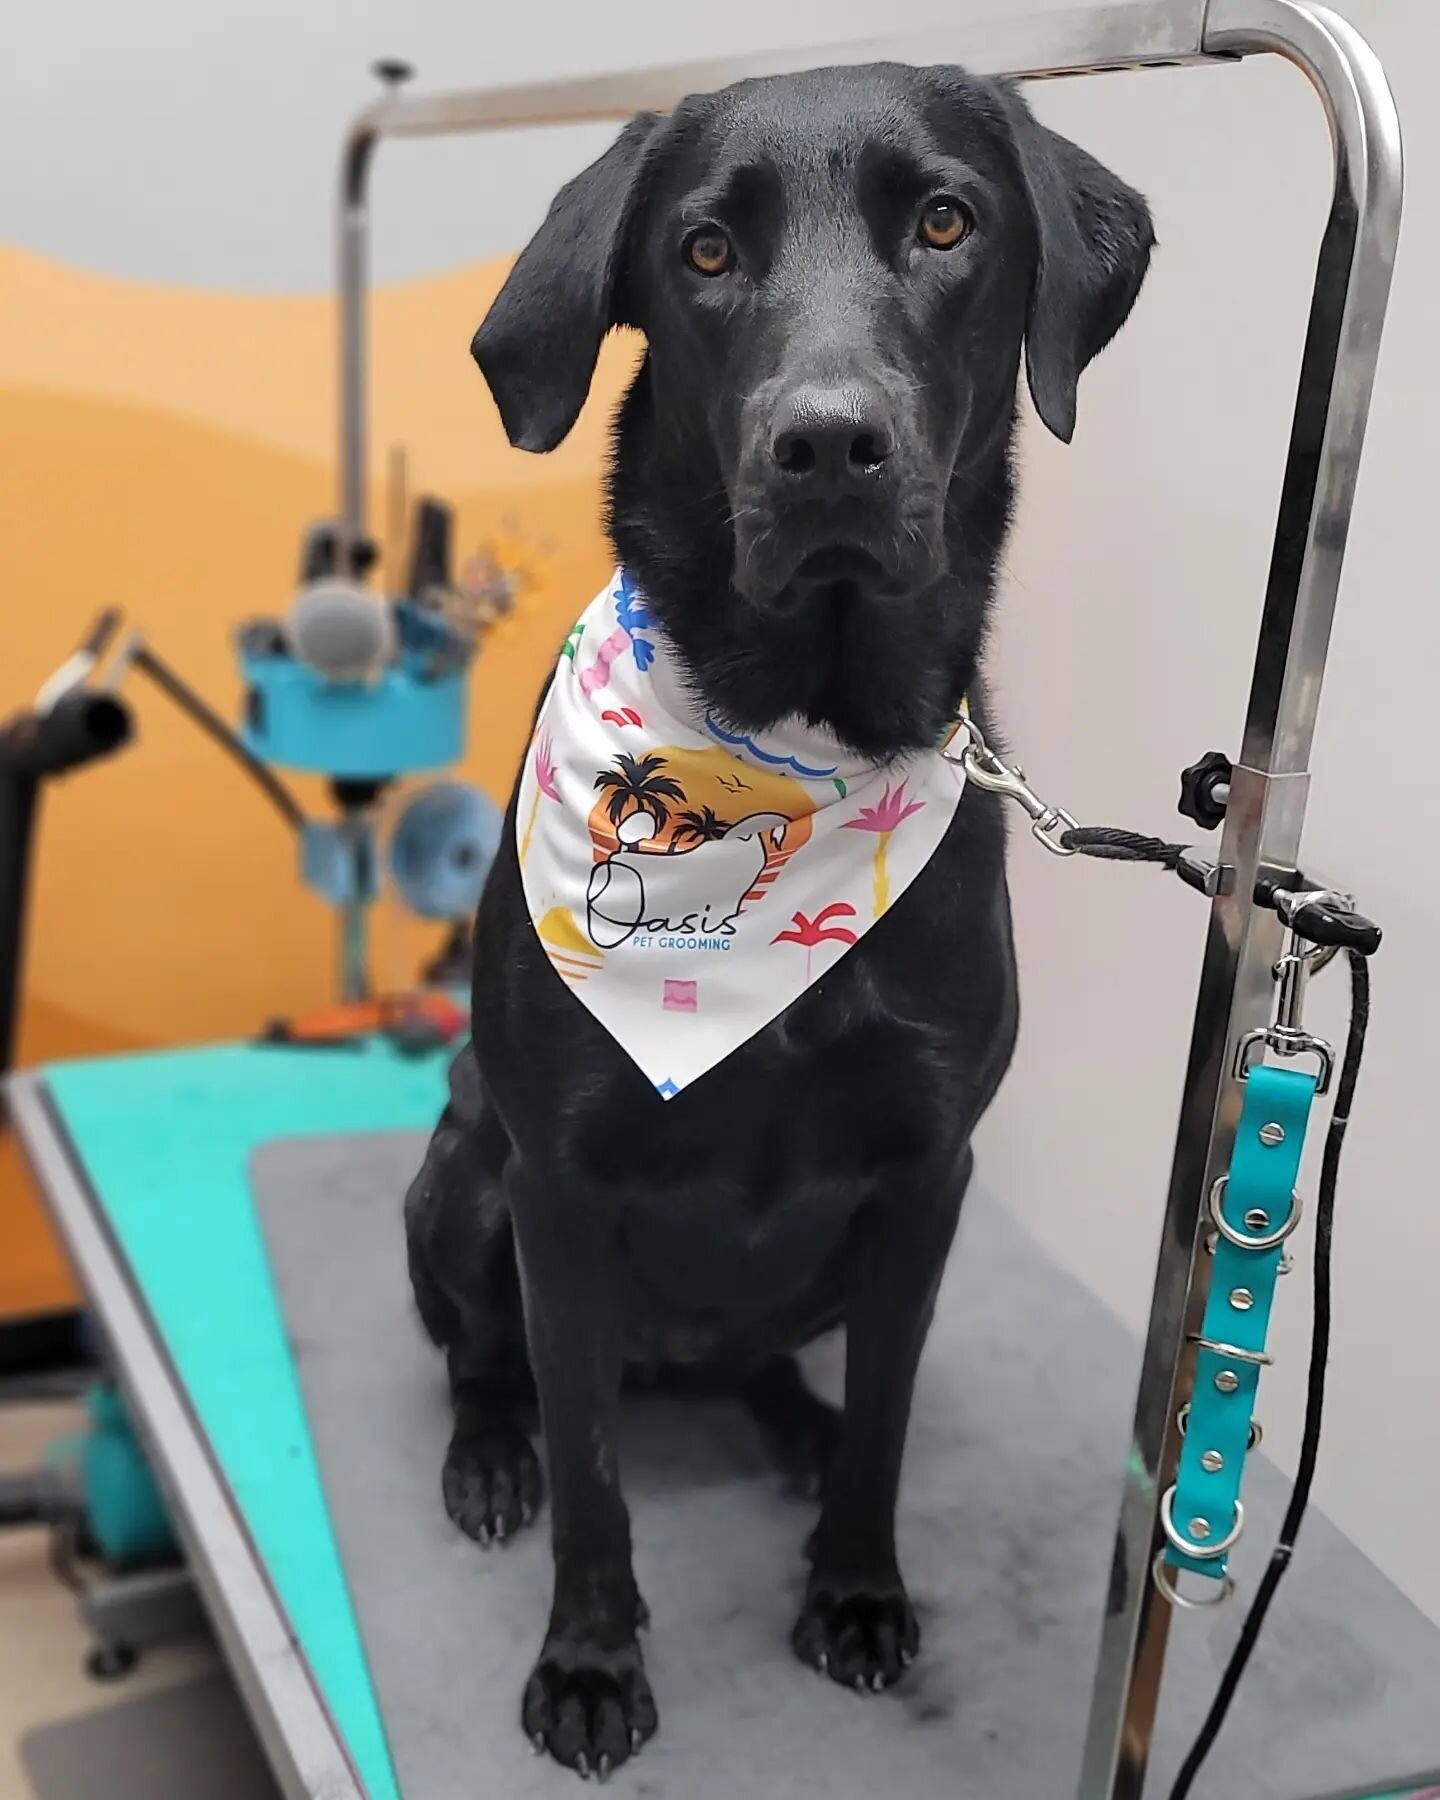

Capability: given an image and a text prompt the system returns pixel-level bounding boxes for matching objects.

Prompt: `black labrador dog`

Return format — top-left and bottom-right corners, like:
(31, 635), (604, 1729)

(406, 61), (1151, 1777)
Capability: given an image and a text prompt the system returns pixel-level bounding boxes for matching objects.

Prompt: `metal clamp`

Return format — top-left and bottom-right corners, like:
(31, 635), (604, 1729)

(1207, 1173), (1304, 1252)
(1160, 1487), (1246, 1561)
(947, 715), (1078, 856)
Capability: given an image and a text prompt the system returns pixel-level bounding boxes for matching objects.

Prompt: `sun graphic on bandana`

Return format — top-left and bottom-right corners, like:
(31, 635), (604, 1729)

(587, 746), (816, 859)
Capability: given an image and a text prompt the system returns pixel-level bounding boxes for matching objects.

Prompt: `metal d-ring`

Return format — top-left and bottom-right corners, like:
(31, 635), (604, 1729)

(1160, 1487), (1245, 1561)
(1208, 1174), (1303, 1252)
(1176, 1403), (1263, 1450)
(1153, 1550), (1235, 1611)
(1234, 1025), (1335, 1094)
(1188, 1334), (1274, 1367)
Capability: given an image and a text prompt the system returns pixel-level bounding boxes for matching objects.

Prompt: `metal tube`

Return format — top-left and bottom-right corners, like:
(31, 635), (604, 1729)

(1077, 5), (1401, 1794)
(337, 128), (374, 563)
(340, 891), (369, 1003)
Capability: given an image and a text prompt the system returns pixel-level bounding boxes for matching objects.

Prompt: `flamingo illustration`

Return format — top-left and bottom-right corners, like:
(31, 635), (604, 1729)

(518, 733), (560, 869)
(771, 902), (859, 983)
(841, 781), (925, 917)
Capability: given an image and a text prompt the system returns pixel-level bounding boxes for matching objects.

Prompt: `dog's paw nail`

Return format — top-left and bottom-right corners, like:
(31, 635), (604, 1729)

(871, 1673), (886, 1692)
(630, 1728), (644, 1756)
(817, 1651), (829, 1675)
(597, 1753), (612, 1783)
(521, 1503), (535, 1526)
(477, 1527), (491, 1548)
(531, 1732), (547, 1756)
(900, 1650), (915, 1668)
(494, 1518), (508, 1542)
(854, 1675), (868, 1694)
(576, 1753), (591, 1779)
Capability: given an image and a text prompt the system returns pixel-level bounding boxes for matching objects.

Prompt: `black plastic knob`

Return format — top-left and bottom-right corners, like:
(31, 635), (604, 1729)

(1178, 750), (1233, 831)
(372, 59), (415, 91)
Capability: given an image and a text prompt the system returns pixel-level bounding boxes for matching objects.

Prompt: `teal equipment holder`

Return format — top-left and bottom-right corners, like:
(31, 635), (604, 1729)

(1160, 1062), (1319, 1595)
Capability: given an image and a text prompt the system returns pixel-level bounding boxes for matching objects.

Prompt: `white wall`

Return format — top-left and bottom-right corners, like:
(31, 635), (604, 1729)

(5, 0), (1100, 289)
(6, 0), (1435, 1620)
(978, 1), (1440, 1626)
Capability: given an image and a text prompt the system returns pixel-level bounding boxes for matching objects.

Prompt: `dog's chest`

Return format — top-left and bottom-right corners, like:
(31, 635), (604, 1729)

(616, 1162), (863, 1334)
(599, 1003), (954, 1328)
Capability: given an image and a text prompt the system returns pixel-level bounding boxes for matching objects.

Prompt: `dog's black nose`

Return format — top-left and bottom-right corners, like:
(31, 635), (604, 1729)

(770, 386), (896, 488)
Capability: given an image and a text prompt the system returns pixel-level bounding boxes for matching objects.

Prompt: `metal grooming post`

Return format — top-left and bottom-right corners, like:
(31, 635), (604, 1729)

(336, 6), (1401, 1794)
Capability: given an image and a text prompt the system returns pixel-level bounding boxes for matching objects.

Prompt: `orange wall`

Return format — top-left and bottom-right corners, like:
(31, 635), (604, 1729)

(0, 244), (633, 1312)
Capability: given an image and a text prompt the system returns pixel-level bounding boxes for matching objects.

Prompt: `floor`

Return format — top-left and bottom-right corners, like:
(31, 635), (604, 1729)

(0, 1401), (271, 1799)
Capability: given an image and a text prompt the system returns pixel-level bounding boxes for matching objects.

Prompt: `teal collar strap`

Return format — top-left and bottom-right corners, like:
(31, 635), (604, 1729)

(1162, 1062), (1319, 1587)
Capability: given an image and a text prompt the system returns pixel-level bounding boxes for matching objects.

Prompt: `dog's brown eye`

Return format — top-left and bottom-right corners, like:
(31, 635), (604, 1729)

(918, 198), (970, 250)
(685, 227), (732, 276)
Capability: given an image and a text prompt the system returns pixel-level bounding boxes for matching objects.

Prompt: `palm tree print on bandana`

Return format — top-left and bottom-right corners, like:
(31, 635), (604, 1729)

(517, 572), (969, 1096)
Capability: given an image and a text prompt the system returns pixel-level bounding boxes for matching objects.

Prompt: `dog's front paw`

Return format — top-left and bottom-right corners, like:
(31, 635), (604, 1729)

(522, 1634), (657, 1777)
(792, 1570), (919, 1692)
(442, 1416), (542, 1546)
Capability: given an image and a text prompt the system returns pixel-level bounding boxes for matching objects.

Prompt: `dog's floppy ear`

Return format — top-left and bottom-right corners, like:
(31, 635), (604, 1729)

(472, 112), (662, 453)
(1004, 90), (1154, 442)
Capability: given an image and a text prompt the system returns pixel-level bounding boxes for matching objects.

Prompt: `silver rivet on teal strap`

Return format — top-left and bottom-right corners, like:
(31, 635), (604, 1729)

(1215, 1370), (1240, 1394)
(1200, 1451), (1225, 1473)
(1189, 1518), (1213, 1541)
(1244, 1208), (1270, 1231)
(1259, 1121), (1286, 1147)
(1230, 1288), (1255, 1312)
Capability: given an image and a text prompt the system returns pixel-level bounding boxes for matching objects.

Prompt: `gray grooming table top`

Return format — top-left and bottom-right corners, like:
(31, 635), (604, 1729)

(252, 1131), (1440, 1800)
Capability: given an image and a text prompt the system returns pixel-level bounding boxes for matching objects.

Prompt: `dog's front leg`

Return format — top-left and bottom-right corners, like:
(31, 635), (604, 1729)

(510, 1174), (654, 1777)
(793, 1146), (973, 1691)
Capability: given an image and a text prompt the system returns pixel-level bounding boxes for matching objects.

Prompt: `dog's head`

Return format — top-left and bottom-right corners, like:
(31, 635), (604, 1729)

(475, 64), (1152, 746)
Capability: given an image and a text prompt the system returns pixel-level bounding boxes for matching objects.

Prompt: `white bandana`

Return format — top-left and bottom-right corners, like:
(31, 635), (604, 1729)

(517, 571), (968, 1097)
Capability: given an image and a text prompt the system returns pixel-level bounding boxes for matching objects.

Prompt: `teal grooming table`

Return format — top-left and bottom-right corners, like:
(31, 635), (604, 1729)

(7, 1044), (450, 1800)
(9, 1045), (1439, 1800)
